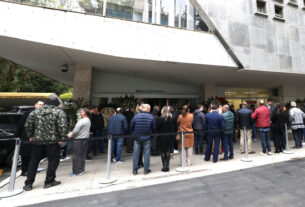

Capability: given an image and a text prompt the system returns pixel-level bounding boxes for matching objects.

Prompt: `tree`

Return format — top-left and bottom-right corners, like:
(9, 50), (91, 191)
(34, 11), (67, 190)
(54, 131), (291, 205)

(0, 57), (71, 95)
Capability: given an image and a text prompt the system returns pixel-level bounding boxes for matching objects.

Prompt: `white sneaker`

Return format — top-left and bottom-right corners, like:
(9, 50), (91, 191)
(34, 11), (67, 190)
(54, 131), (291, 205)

(174, 150), (179, 154)
(260, 152), (267, 156)
(267, 152), (272, 155)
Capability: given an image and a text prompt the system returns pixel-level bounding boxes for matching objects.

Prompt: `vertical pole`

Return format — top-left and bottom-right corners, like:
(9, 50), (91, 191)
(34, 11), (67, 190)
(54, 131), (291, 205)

(283, 123), (293, 154)
(176, 132), (189, 172)
(181, 132), (185, 168)
(0, 139), (23, 198)
(103, 0), (107, 16)
(244, 127), (248, 159)
(100, 135), (117, 184)
(241, 127), (252, 162)
(8, 139), (21, 191)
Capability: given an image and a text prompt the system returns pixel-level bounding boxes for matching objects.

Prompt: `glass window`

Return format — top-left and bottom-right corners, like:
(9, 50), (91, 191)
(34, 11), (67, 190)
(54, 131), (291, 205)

(160, 0), (169, 25)
(194, 12), (208, 32)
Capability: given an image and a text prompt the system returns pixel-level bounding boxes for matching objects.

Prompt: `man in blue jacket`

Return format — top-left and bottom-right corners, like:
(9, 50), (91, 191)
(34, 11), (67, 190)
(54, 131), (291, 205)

(107, 107), (128, 163)
(131, 104), (156, 175)
(204, 104), (224, 163)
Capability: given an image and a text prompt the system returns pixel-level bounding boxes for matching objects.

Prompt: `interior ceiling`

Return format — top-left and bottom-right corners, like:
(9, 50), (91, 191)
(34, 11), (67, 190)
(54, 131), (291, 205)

(1, 35), (305, 89)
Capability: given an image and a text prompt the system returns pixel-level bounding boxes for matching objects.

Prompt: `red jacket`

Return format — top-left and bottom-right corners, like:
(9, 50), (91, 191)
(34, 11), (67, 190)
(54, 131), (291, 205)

(251, 105), (270, 128)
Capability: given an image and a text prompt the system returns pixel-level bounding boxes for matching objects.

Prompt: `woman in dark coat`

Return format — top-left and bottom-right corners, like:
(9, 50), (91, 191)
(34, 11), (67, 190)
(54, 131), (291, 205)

(157, 106), (177, 172)
(271, 105), (285, 153)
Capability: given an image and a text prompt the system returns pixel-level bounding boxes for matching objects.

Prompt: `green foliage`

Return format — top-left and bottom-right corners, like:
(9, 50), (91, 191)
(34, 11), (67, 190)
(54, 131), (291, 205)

(0, 58), (71, 95)
(60, 93), (73, 101)
(119, 94), (137, 111)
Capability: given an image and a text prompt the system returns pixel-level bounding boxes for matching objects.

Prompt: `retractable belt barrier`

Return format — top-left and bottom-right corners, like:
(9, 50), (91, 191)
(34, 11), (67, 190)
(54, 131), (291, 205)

(1, 123), (302, 197)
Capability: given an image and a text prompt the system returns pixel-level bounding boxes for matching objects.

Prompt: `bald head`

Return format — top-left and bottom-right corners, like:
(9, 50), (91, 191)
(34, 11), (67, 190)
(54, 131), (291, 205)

(242, 101), (247, 108)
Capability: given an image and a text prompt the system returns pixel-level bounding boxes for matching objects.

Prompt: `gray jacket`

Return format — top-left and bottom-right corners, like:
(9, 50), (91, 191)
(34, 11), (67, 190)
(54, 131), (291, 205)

(72, 117), (91, 139)
(289, 107), (305, 130)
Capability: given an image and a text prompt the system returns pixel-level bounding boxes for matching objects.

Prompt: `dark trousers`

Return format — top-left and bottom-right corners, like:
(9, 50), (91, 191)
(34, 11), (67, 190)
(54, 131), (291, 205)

(92, 130), (104, 154)
(151, 135), (160, 155)
(73, 140), (88, 174)
(273, 131), (285, 152)
(205, 133), (221, 163)
(21, 156), (31, 174)
(25, 144), (60, 186)
(126, 136), (134, 153)
(222, 134), (234, 159)
(292, 128), (303, 148)
(194, 130), (204, 154)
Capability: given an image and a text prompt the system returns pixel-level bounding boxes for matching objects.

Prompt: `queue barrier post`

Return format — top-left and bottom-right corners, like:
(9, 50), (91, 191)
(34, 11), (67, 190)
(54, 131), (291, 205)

(283, 123), (293, 154)
(0, 139), (23, 198)
(176, 132), (190, 172)
(241, 127), (252, 162)
(99, 135), (117, 184)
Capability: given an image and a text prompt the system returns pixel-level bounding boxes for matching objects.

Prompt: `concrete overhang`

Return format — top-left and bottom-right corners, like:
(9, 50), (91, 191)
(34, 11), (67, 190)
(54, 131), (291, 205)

(0, 1), (238, 86)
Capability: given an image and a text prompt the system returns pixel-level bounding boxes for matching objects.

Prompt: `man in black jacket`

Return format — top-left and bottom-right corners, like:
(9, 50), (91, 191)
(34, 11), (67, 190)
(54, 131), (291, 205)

(17, 101), (44, 176)
(92, 106), (105, 155)
(193, 105), (205, 154)
(236, 102), (255, 154)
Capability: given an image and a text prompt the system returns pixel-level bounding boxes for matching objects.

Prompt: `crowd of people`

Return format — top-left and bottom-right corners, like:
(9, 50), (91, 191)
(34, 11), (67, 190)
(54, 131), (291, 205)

(18, 97), (305, 191)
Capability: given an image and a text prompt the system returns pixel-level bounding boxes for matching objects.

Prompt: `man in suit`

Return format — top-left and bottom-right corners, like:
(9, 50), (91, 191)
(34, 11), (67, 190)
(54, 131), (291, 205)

(204, 104), (224, 163)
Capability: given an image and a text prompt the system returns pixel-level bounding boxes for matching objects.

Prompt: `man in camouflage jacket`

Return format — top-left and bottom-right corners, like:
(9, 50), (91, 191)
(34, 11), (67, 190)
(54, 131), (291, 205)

(23, 97), (67, 191)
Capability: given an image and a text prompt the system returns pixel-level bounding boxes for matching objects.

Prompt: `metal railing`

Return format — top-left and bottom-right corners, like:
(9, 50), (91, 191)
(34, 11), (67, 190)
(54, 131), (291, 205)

(1, 0), (208, 32)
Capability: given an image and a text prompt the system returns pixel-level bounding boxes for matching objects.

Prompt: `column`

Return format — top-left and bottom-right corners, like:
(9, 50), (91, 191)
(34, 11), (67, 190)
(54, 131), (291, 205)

(143, 0), (149, 22)
(156, 0), (161, 24)
(152, 0), (156, 23)
(73, 65), (92, 104)
(202, 84), (217, 102)
(168, 0), (175, 27)
(187, 0), (194, 30)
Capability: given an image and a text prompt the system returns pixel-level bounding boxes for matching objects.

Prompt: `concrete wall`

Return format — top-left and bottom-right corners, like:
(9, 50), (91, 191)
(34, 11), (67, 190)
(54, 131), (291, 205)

(192, 0), (305, 74)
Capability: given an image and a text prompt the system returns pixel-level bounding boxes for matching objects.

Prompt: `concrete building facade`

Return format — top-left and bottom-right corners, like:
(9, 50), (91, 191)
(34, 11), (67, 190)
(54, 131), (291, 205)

(0, 0), (305, 107)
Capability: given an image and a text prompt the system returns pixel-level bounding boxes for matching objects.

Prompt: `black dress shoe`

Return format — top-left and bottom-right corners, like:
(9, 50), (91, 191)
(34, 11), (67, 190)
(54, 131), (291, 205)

(44, 180), (61, 189)
(144, 169), (151, 175)
(23, 184), (32, 191)
(133, 170), (138, 175)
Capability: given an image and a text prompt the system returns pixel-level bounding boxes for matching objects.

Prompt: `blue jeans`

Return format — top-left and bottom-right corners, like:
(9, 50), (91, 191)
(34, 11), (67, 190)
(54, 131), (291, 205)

(259, 128), (271, 153)
(252, 123), (257, 139)
(292, 129), (303, 148)
(302, 128), (305, 143)
(133, 139), (151, 171)
(194, 130), (204, 153)
(205, 133), (221, 162)
(93, 130), (104, 154)
(111, 138), (124, 161)
(222, 134), (234, 159)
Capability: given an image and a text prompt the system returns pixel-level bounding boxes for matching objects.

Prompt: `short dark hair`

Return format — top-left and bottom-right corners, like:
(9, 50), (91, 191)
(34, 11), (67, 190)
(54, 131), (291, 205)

(211, 104), (218, 110)
(45, 97), (60, 106)
(267, 98), (272, 102)
(197, 105), (204, 109)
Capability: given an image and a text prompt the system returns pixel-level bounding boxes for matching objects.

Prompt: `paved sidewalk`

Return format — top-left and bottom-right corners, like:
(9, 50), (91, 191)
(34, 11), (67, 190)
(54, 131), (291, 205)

(1, 137), (305, 207)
